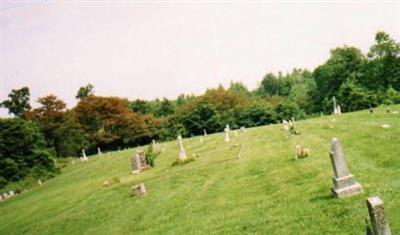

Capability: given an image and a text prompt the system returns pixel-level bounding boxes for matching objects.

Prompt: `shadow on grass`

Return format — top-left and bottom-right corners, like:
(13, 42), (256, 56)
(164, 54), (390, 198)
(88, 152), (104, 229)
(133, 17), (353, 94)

(309, 193), (334, 203)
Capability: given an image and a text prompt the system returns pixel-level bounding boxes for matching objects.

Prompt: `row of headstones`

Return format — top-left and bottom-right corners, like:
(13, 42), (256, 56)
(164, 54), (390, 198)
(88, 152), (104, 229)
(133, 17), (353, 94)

(0, 190), (16, 202)
(0, 179), (43, 203)
(329, 138), (392, 234)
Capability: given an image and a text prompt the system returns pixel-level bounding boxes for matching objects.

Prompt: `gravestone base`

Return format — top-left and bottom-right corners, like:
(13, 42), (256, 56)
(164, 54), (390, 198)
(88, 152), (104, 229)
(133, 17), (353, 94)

(331, 175), (363, 198)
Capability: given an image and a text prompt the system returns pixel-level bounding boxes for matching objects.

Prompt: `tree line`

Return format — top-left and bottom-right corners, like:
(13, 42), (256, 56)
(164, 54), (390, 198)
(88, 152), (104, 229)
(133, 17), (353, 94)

(0, 31), (399, 188)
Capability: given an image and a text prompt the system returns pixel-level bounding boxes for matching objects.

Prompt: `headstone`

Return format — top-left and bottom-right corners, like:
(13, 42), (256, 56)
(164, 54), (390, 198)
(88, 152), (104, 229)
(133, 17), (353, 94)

(132, 183), (147, 197)
(131, 150), (149, 174)
(291, 117), (296, 128)
(337, 105), (341, 114)
(329, 138), (363, 198)
(102, 180), (112, 187)
(2, 192), (8, 199)
(9, 191), (14, 197)
(38, 179), (42, 186)
(131, 153), (142, 174)
(178, 135), (187, 161)
(81, 149), (88, 162)
(366, 196), (391, 235)
(240, 126), (245, 133)
(283, 120), (289, 131)
(203, 129), (207, 136)
(97, 147), (102, 156)
(224, 127), (230, 143)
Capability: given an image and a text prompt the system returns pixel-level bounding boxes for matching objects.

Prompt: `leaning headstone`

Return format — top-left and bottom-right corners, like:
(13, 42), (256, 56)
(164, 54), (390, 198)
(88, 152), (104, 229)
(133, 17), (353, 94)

(329, 138), (363, 198)
(224, 127), (230, 143)
(366, 196), (391, 235)
(81, 149), (88, 162)
(203, 129), (207, 136)
(132, 183), (147, 197)
(178, 135), (187, 161)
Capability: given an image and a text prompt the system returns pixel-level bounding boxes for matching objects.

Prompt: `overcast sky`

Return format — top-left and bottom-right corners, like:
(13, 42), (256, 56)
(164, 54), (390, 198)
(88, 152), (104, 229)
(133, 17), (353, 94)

(1, 1), (400, 116)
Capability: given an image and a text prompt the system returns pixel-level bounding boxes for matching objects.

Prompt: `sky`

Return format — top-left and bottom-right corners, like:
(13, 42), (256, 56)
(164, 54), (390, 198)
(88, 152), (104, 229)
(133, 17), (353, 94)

(1, 1), (400, 116)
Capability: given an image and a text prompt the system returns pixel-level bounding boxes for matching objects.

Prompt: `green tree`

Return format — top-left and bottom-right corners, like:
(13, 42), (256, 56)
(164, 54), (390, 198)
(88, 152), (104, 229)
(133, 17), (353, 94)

(0, 118), (57, 183)
(76, 83), (95, 100)
(313, 46), (366, 112)
(364, 31), (400, 93)
(1, 87), (31, 116)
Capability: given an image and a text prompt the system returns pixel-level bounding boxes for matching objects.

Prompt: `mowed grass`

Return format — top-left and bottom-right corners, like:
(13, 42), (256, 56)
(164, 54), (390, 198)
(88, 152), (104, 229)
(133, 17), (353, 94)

(0, 105), (399, 235)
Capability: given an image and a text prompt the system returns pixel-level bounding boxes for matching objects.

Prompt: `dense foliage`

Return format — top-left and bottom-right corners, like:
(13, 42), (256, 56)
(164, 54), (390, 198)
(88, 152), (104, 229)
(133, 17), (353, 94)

(0, 31), (399, 188)
(0, 119), (58, 187)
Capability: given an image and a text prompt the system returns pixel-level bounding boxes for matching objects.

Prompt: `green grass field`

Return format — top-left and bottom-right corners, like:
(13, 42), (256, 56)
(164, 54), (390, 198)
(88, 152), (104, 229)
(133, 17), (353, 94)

(1, 105), (399, 235)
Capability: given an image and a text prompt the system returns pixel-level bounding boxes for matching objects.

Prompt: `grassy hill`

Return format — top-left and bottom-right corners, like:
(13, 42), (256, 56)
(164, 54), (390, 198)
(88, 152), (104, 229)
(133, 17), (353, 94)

(1, 105), (399, 235)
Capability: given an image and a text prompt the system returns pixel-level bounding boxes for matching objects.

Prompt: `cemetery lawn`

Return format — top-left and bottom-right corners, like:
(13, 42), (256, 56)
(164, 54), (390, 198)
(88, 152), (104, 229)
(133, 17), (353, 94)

(1, 105), (399, 235)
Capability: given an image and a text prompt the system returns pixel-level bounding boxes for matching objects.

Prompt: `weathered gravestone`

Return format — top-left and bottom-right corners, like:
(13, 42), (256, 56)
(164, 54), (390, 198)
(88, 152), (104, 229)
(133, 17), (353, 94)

(132, 183), (147, 197)
(97, 147), (102, 156)
(177, 135), (187, 161)
(366, 196), (392, 235)
(203, 129), (207, 136)
(2, 192), (8, 199)
(131, 150), (149, 174)
(329, 138), (363, 198)
(9, 191), (14, 196)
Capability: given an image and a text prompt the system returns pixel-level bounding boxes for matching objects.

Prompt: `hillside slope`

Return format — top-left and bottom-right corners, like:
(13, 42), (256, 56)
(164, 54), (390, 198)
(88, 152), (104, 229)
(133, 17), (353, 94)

(0, 105), (399, 234)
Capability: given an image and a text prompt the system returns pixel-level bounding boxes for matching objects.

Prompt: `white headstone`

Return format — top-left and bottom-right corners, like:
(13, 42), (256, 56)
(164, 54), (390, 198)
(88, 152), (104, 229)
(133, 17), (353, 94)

(81, 149), (88, 161)
(178, 135), (187, 161)
(224, 127), (230, 143)
(203, 129), (207, 136)
(97, 147), (102, 156)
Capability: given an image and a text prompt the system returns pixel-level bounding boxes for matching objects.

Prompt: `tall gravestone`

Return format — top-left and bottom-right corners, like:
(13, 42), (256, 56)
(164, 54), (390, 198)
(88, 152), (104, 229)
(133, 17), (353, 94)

(203, 129), (207, 136)
(178, 135), (187, 161)
(131, 153), (142, 174)
(81, 149), (88, 161)
(224, 126), (230, 143)
(329, 138), (363, 198)
(366, 196), (391, 235)
(97, 147), (102, 156)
